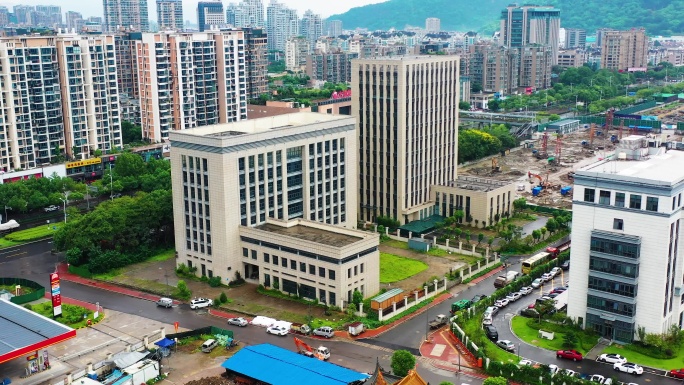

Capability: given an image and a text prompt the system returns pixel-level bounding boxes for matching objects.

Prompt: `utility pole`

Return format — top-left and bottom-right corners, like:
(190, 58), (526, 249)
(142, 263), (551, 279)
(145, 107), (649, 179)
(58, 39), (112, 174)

(109, 163), (113, 200)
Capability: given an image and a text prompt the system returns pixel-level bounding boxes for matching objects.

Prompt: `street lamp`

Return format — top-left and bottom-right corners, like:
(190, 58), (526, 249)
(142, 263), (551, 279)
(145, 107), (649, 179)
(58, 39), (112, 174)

(59, 198), (67, 223)
(109, 163), (113, 200)
(518, 343), (521, 361)
(425, 307), (429, 342)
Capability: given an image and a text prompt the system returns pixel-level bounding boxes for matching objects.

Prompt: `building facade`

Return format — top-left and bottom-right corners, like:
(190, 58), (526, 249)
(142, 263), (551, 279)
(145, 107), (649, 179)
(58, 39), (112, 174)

(306, 51), (359, 83)
(327, 20), (342, 37)
(432, 177), (516, 226)
(136, 31), (247, 142)
(425, 18), (440, 33)
(499, 5), (560, 64)
(0, 33), (122, 170)
(565, 28), (587, 49)
(65, 11), (84, 31)
(157, 0), (184, 31)
(197, 1), (225, 32)
(557, 49), (584, 68)
(352, 56), (460, 224)
(285, 36), (309, 71)
(468, 43), (519, 95)
(243, 28), (268, 99)
(300, 10), (323, 51)
(567, 146), (684, 343)
(517, 45), (553, 91)
(103, 0), (149, 32)
(169, 113), (374, 306)
(601, 29), (648, 71)
(230, 0), (265, 28)
(266, 0), (299, 51)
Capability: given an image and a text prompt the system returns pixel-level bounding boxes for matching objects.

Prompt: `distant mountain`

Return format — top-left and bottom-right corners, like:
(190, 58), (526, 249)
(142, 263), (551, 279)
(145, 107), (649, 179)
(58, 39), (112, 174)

(329, 0), (684, 36)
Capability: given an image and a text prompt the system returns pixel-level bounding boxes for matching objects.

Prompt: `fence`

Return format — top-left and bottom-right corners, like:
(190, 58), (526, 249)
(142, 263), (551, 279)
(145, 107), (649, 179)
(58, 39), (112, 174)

(377, 277), (448, 321)
(166, 326), (234, 340)
(0, 277), (45, 304)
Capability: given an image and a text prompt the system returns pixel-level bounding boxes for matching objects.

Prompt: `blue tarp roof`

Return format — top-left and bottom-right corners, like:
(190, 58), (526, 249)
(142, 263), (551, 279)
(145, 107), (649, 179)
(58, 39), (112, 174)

(154, 338), (176, 348)
(221, 344), (368, 385)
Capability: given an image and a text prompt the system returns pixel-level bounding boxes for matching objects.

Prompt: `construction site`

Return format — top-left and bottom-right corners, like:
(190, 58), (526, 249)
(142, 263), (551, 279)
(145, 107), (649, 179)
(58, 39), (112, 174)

(459, 109), (681, 210)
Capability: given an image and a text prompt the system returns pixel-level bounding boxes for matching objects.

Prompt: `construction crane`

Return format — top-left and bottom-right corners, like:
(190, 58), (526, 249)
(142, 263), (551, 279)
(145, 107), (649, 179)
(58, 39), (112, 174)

(536, 132), (549, 159)
(605, 108), (615, 132)
(293, 337), (330, 360)
(550, 134), (562, 165)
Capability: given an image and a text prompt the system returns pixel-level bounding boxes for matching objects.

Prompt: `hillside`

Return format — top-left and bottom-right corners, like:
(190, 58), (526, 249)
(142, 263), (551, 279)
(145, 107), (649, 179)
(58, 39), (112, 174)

(330, 0), (684, 36)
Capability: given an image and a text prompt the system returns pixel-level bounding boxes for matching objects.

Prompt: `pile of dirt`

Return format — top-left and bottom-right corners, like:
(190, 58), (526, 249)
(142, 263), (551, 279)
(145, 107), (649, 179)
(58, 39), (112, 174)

(185, 376), (235, 385)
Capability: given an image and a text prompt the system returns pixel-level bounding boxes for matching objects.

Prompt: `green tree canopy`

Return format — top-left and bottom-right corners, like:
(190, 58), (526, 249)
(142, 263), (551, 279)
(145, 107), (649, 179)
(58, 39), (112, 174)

(390, 350), (416, 377)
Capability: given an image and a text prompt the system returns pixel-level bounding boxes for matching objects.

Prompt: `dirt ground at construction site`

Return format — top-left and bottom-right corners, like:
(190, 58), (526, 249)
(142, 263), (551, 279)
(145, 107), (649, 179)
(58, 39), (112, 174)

(459, 121), (684, 210)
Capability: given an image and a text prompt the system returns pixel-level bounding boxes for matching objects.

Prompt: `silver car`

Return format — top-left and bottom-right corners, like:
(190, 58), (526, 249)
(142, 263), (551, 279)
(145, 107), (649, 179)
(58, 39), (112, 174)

(227, 317), (248, 327)
(189, 297), (213, 309)
(312, 326), (335, 338)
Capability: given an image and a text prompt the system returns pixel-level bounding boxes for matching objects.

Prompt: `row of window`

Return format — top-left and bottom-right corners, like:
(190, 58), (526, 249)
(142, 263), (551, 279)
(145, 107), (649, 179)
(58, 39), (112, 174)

(244, 247), (367, 281)
(584, 188), (659, 212)
(588, 276), (637, 297)
(587, 294), (635, 317)
(590, 237), (639, 259)
(263, 274), (337, 306)
(240, 238), (377, 266)
(589, 256), (639, 278)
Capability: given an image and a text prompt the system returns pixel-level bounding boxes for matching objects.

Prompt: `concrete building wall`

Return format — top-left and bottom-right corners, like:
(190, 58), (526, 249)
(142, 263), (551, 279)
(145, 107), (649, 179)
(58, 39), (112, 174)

(432, 180), (516, 226)
(601, 29), (648, 71)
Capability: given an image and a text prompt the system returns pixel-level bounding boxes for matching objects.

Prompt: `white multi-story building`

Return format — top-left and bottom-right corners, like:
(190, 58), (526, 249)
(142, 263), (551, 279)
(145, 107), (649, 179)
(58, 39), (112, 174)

(136, 31), (247, 143)
(103, 0), (149, 32)
(0, 33), (122, 170)
(300, 10), (323, 51)
(567, 137), (684, 343)
(169, 112), (377, 307)
(157, 0), (184, 31)
(285, 36), (309, 71)
(266, 0), (299, 51)
(228, 0), (265, 28)
(425, 17), (440, 32)
(327, 20), (342, 37)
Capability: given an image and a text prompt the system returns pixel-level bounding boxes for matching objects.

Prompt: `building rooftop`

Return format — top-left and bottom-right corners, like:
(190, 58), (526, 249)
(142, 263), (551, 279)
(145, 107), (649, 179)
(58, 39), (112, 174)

(548, 119), (580, 127)
(578, 147), (684, 185)
(443, 175), (510, 191)
(256, 222), (364, 248)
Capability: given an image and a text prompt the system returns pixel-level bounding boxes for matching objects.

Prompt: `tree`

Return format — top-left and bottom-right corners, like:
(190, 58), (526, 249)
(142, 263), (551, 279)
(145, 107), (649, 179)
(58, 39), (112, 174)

(540, 227), (547, 240)
(513, 197), (527, 213)
(532, 229), (541, 243)
(439, 382), (454, 385)
(562, 331), (578, 349)
(390, 350), (415, 377)
(545, 218), (559, 234)
(549, 114), (561, 121)
(477, 233), (484, 246)
(352, 289), (363, 307)
(471, 82), (482, 93)
(488, 99), (500, 111)
(121, 121), (143, 144)
(483, 377), (508, 385)
(458, 101), (471, 110)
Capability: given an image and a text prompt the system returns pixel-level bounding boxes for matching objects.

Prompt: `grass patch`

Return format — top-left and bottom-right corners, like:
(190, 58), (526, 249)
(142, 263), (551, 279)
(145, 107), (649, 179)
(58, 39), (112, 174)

(5, 224), (61, 242)
(380, 252), (428, 283)
(427, 247), (449, 257)
(511, 316), (598, 354)
(0, 285), (34, 294)
(28, 301), (103, 329)
(601, 343), (684, 370)
(380, 239), (410, 250)
(0, 238), (20, 248)
(148, 248), (175, 262)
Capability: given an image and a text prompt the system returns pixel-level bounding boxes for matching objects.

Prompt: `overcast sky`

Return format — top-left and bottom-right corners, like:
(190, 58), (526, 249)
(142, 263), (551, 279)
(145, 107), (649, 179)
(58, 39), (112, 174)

(0, 0), (385, 20)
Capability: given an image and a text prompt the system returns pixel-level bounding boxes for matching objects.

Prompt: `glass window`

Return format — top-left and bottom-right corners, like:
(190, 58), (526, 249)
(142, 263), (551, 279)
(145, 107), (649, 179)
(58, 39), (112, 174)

(290, 259), (296, 270)
(309, 264), (315, 274)
(584, 188), (595, 203)
(613, 219), (624, 230)
(646, 196), (658, 212)
(242, 248), (248, 257)
(615, 192), (625, 207)
(282, 257), (287, 267)
(361, 263), (364, 274)
(272, 255), (278, 265)
(264, 253), (270, 263)
(300, 262), (306, 272)
(629, 194), (642, 209)
(328, 269), (335, 280)
(599, 190), (611, 205)
(251, 250), (257, 260)
(319, 266), (325, 277)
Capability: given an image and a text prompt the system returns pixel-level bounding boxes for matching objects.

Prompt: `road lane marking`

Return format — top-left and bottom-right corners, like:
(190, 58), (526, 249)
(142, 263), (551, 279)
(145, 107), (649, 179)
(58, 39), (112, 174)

(429, 344), (446, 356)
(0, 248), (22, 255)
(4, 252), (27, 258)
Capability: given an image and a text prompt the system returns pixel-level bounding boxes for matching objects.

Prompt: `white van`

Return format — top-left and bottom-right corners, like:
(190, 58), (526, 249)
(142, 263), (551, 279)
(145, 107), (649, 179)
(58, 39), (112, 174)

(201, 339), (218, 353)
(494, 271), (520, 288)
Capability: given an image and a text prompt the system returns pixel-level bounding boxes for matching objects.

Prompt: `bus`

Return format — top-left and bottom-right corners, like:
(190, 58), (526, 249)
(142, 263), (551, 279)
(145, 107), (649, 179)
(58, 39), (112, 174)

(521, 251), (552, 275)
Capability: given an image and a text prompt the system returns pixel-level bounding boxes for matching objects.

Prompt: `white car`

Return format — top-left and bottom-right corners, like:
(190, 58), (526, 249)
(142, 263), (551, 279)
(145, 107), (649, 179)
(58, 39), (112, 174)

(506, 292), (522, 302)
(531, 278), (542, 288)
(44, 205), (59, 212)
(266, 325), (289, 336)
(589, 374), (613, 384)
(614, 362), (643, 375)
(496, 339), (515, 352)
(494, 298), (509, 308)
(189, 297), (213, 309)
(550, 267), (562, 276)
(484, 306), (499, 318)
(548, 364), (560, 376)
(598, 353), (627, 364)
(518, 359), (533, 366)
(563, 369), (577, 377)
(482, 315), (493, 326)
(227, 317), (249, 327)
(519, 286), (533, 295)
(541, 273), (554, 282)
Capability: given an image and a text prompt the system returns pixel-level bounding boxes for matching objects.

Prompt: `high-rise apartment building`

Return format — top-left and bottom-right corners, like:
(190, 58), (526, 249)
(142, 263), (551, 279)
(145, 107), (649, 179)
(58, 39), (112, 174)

(352, 56), (460, 224)
(300, 10), (323, 51)
(285, 36), (309, 71)
(601, 29), (648, 71)
(33, 5), (62, 27)
(65, 11), (84, 31)
(157, 0), (184, 31)
(266, 0), (299, 51)
(567, 140), (684, 343)
(518, 45), (553, 91)
(229, 0), (265, 28)
(499, 4), (560, 65)
(307, 51), (358, 83)
(596, 28), (616, 48)
(425, 17), (440, 32)
(136, 31), (247, 142)
(115, 32), (142, 99)
(468, 43), (519, 94)
(243, 28), (268, 99)
(169, 113), (375, 306)
(197, 1), (225, 32)
(13, 5), (34, 25)
(0, 33), (122, 170)
(565, 28), (587, 49)
(0, 7), (8, 26)
(103, 0), (149, 32)
(327, 20), (342, 37)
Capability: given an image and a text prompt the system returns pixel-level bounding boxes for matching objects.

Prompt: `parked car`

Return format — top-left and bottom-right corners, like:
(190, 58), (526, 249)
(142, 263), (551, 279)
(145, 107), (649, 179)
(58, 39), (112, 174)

(494, 298), (509, 308)
(506, 292), (522, 302)
(550, 267), (561, 277)
(44, 205), (59, 212)
(548, 292), (560, 299)
(266, 325), (289, 336)
(482, 314), (493, 326)
(519, 286), (533, 295)
(561, 260), (570, 270)
(189, 297), (213, 309)
(552, 286), (567, 293)
(496, 340), (515, 352)
(519, 359), (533, 366)
(563, 369), (577, 377)
(313, 326), (335, 338)
(471, 294), (487, 304)
(227, 317), (249, 327)
(531, 278), (542, 288)
(614, 362), (643, 375)
(598, 353), (627, 364)
(670, 368), (684, 379)
(589, 374), (613, 384)
(556, 349), (583, 361)
(541, 273), (554, 282)
(548, 364), (560, 376)
(156, 297), (173, 308)
(484, 325), (498, 341)
(201, 339), (218, 353)
(484, 306), (499, 317)
(520, 308), (540, 318)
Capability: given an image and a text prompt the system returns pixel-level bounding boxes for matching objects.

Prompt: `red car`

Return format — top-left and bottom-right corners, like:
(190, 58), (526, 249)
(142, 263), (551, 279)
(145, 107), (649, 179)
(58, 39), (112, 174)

(556, 349), (583, 361)
(670, 369), (684, 379)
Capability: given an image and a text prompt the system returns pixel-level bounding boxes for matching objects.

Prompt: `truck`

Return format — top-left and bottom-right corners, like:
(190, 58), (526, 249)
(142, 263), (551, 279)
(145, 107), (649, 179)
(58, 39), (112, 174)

(450, 299), (472, 314)
(293, 337), (330, 360)
(290, 323), (311, 335)
(348, 321), (366, 336)
(428, 314), (449, 329)
(494, 271), (520, 288)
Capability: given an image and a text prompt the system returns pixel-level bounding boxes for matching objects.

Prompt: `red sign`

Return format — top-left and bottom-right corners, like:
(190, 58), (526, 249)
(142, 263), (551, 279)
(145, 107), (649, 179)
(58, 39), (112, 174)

(174, 322), (179, 332)
(331, 89), (352, 99)
(50, 272), (62, 317)
(26, 353), (37, 361)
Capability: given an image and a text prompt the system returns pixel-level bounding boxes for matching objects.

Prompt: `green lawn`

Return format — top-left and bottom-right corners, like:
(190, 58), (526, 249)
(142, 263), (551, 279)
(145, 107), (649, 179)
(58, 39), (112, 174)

(379, 252), (428, 283)
(510, 316), (597, 354)
(29, 301), (103, 329)
(5, 224), (61, 242)
(602, 343), (684, 370)
(380, 239), (410, 250)
(148, 248), (176, 262)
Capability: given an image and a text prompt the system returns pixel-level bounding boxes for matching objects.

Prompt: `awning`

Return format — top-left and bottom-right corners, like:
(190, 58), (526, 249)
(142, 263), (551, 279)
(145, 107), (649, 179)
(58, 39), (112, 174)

(154, 338), (175, 348)
(109, 351), (148, 368)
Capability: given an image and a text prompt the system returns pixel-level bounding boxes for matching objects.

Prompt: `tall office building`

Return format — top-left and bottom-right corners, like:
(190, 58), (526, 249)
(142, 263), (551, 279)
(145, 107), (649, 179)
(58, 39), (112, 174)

(136, 31), (247, 142)
(157, 0), (184, 31)
(34, 5), (62, 27)
(601, 29), (648, 71)
(230, 0), (265, 28)
(425, 17), (440, 32)
(65, 11), (84, 31)
(266, 0), (299, 51)
(300, 10), (323, 51)
(103, 0), (149, 32)
(0, 34), (122, 170)
(564, 28), (587, 49)
(13, 5), (34, 25)
(567, 140), (684, 342)
(169, 113), (375, 306)
(243, 28), (268, 99)
(499, 4), (560, 64)
(197, 1), (225, 32)
(352, 56), (460, 224)
(327, 20), (342, 37)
